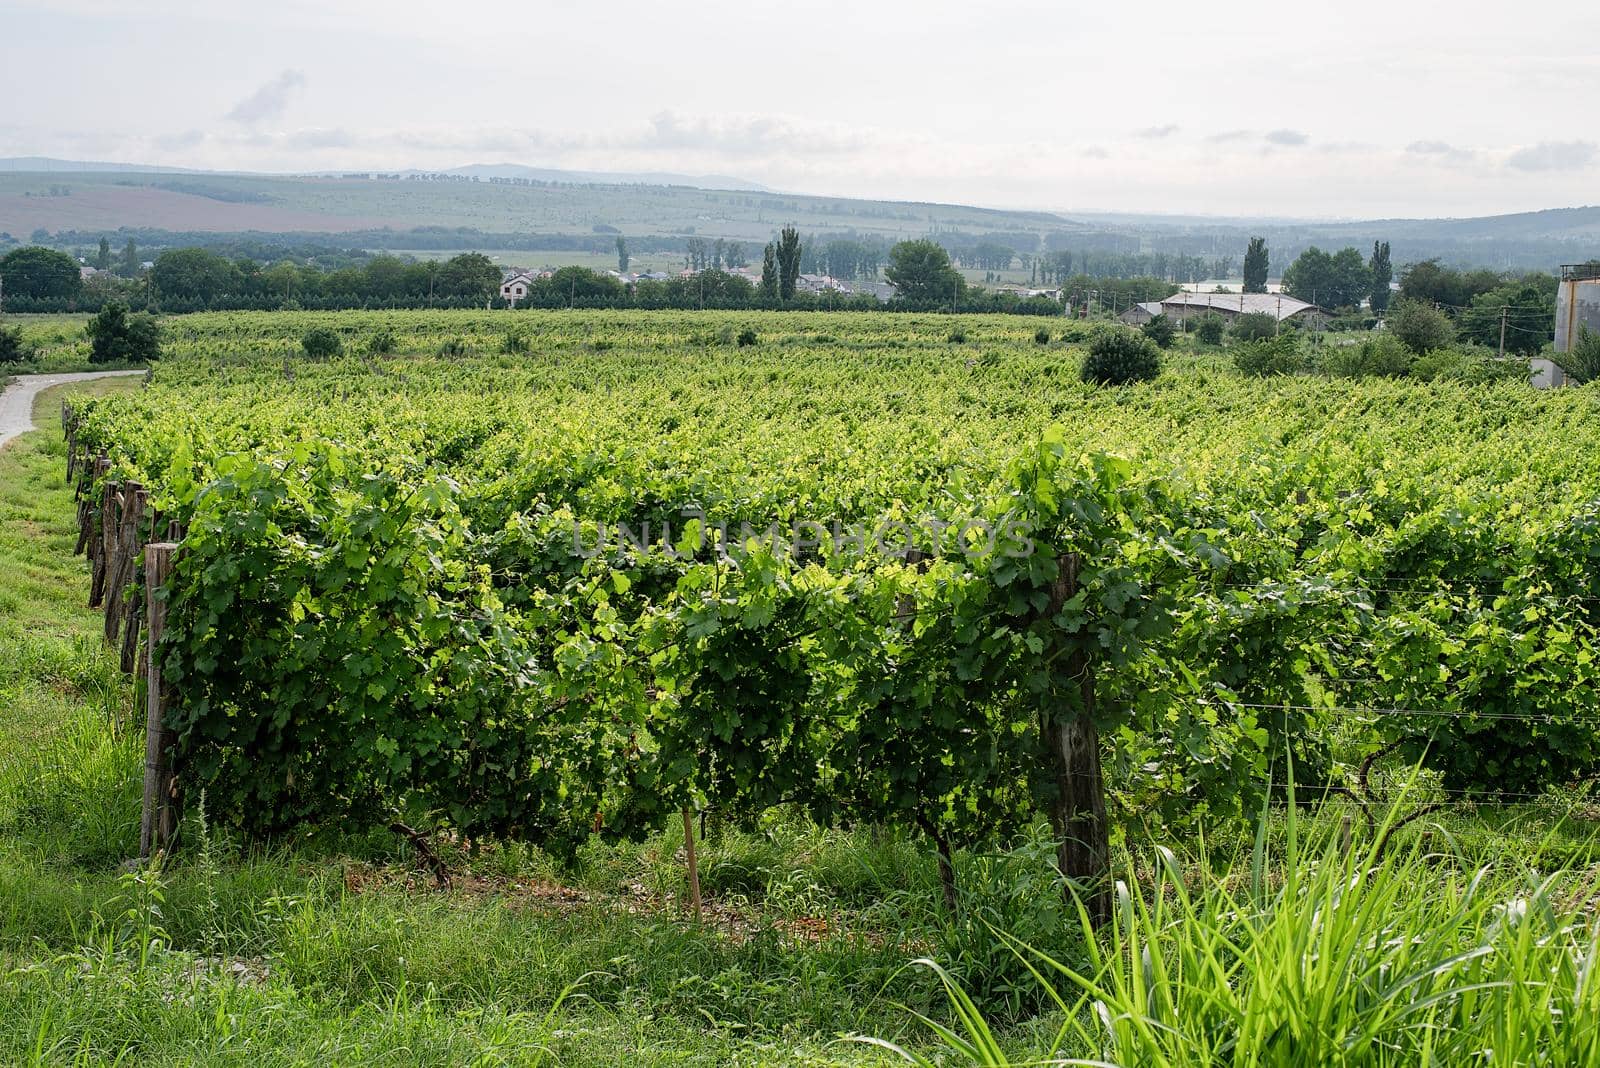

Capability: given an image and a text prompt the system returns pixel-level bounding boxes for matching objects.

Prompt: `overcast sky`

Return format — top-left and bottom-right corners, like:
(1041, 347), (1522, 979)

(3, 0), (1597, 220)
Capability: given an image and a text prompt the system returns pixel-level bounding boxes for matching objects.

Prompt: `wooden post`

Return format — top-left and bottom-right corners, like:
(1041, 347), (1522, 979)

(681, 805), (703, 922)
(140, 543), (179, 858)
(89, 480), (119, 608)
(1043, 552), (1111, 926)
(105, 483), (144, 644)
(1339, 813), (1353, 856)
(76, 456), (108, 556)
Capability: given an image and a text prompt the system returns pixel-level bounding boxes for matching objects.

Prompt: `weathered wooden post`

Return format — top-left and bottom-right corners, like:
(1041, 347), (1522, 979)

(76, 455), (108, 556)
(140, 542), (179, 858)
(105, 483), (144, 644)
(1340, 813), (1353, 856)
(1043, 552), (1111, 926)
(89, 480), (120, 608)
(681, 805), (703, 921)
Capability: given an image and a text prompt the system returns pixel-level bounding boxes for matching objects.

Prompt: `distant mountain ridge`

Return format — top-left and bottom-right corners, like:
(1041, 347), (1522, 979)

(0, 157), (770, 193)
(0, 158), (1595, 271)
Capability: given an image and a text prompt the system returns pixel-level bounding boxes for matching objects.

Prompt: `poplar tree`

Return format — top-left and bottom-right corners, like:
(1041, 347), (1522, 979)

(776, 226), (802, 301)
(1243, 237), (1269, 293)
(760, 243), (778, 299)
(1368, 240), (1392, 316)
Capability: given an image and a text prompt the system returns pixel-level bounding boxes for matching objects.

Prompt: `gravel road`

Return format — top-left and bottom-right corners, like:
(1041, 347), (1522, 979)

(0, 371), (145, 450)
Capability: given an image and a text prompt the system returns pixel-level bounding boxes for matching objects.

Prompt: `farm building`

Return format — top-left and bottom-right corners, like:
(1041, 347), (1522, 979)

(1120, 301), (1166, 326)
(1159, 292), (1319, 323)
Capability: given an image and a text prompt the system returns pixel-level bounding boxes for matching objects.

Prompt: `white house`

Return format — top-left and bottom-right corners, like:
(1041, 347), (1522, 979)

(500, 273), (536, 305)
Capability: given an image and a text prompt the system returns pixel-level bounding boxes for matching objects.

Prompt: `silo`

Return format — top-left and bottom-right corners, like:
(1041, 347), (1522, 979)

(1557, 263), (1600, 352)
(1537, 264), (1600, 388)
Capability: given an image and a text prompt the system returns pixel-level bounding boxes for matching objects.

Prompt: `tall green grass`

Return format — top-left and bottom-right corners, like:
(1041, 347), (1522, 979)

(872, 797), (1600, 1065)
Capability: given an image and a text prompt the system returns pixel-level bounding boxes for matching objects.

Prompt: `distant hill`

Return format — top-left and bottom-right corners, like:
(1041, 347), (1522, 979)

(0, 156), (217, 175)
(0, 157), (771, 192)
(436, 163), (770, 192)
(0, 159), (1595, 272)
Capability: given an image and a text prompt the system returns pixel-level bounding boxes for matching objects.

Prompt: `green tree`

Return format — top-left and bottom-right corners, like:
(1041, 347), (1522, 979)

(1081, 328), (1162, 385)
(1369, 240), (1392, 316)
(151, 248), (242, 304)
(1459, 283), (1552, 356)
(1397, 259), (1504, 308)
(0, 324), (29, 364)
(1243, 237), (1269, 293)
(884, 240), (965, 306)
(1141, 313), (1175, 348)
(0, 246), (82, 301)
(542, 266), (626, 305)
(436, 252), (501, 303)
(95, 236), (111, 272)
(1194, 314), (1226, 345)
(84, 301), (160, 363)
(760, 243), (778, 299)
(1282, 246), (1369, 310)
(362, 255), (408, 302)
(776, 226), (802, 301)
(616, 236), (629, 274)
(119, 238), (140, 278)
(1388, 299), (1455, 355)
(1231, 312), (1278, 342)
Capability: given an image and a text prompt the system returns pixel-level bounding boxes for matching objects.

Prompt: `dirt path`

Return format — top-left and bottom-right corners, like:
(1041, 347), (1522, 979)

(0, 371), (145, 450)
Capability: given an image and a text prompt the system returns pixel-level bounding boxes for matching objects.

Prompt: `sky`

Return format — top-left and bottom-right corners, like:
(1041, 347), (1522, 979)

(2, 0), (1598, 220)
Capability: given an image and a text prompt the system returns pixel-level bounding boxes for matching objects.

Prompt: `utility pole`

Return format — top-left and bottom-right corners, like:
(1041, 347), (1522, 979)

(1498, 306), (1508, 359)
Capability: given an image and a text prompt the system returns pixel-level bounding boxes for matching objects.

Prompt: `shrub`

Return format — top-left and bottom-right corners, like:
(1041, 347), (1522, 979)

(0, 324), (29, 364)
(1231, 312), (1278, 343)
(1554, 325), (1600, 385)
(1033, 327), (1051, 345)
(1081, 328), (1162, 386)
(85, 302), (161, 364)
(367, 329), (396, 355)
(736, 326), (758, 347)
(1141, 313), (1176, 349)
(1193, 314), (1226, 346)
(501, 331), (530, 355)
(1412, 345), (1530, 385)
(1232, 336), (1304, 377)
(947, 328), (967, 344)
(300, 327), (342, 360)
(1388, 300), (1455, 355)
(1317, 334), (1414, 378)
(437, 337), (470, 357)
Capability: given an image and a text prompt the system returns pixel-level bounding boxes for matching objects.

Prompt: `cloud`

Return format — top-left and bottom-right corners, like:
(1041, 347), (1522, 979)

(225, 70), (307, 126)
(1406, 139), (1477, 165)
(1136, 124), (1179, 140)
(1506, 140), (1597, 172)
(1263, 129), (1309, 147)
(1081, 145), (1109, 159)
(284, 127), (359, 150)
(631, 111), (869, 157)
(1206, 130), (1252, 143)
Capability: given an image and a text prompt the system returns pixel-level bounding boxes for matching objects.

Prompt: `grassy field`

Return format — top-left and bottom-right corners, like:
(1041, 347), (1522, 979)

(7, 314), (1600, 1063)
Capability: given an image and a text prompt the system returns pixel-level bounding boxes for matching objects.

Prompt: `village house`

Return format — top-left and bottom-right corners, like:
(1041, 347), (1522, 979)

(499, 272), (536, 304)
(1119, 301), (1167, 326)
